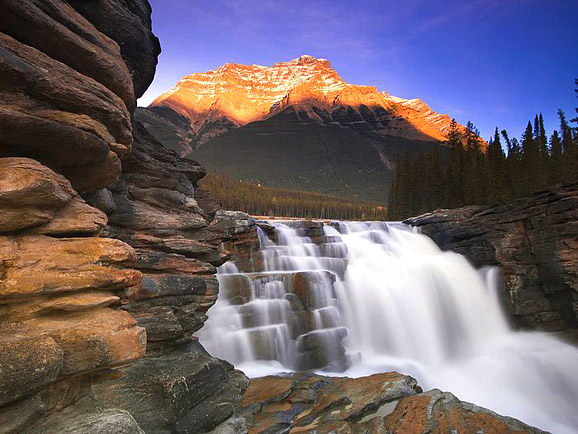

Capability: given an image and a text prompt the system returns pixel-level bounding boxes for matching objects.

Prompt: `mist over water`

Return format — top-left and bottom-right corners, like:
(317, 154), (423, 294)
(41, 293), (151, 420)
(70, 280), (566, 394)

(197, 221), (578, 433)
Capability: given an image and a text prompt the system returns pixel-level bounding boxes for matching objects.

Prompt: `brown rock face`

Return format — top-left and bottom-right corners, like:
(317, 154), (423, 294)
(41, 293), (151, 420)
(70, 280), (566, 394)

(0, 235), (140, 299)
(0, 0), (140, 192)
(237, 373), (545, 434)
(0, 1), (156, 431)
(406, 182), (578, 335)
(381, 389), (546, 434)
(0, 158), (75, 232)
(1, 1), (249, 431)
(0, 159), (145, 433)
(151, 55), (465, 149)
(84, 122), (250, 433)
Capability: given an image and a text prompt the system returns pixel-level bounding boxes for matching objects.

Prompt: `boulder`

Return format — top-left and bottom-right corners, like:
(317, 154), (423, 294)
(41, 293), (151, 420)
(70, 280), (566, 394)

(382, 389), (546, 434)
(22, 397), (144, 434)
(92, 342), (249, 434)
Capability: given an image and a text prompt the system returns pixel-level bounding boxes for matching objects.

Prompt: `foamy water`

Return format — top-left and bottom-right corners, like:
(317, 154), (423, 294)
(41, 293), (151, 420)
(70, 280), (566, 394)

(198, 221), (578, 433)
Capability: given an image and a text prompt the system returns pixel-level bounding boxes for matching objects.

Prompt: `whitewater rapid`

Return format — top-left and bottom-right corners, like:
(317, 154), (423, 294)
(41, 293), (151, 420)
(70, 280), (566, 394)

(197, 221), (578, 433)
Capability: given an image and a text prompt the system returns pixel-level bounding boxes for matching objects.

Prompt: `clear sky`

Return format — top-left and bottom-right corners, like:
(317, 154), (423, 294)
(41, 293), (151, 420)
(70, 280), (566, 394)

(140, 0), (577, 142)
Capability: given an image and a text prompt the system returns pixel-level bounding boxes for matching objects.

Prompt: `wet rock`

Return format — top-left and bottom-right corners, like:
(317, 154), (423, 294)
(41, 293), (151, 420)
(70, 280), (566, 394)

(220, 274), (253, 304)
(382, 389), (546, 434)
(240, 373), (546, 434)
(241, 373), (420, 433)
(291, 271), (336, 309)
(92, 342), (249, 434)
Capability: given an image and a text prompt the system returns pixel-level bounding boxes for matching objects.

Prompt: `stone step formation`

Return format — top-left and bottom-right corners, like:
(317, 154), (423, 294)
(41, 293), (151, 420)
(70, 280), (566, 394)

(199, 222), (350, 372)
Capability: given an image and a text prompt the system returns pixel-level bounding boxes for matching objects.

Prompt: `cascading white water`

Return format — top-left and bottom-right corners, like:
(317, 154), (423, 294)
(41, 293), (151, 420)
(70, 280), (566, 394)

(197, 220), (578, 433)
(198, 223), (347, 372)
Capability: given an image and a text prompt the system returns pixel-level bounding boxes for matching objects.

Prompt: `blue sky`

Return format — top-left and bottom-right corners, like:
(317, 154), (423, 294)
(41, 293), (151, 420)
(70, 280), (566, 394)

(140, 0), (578, 142)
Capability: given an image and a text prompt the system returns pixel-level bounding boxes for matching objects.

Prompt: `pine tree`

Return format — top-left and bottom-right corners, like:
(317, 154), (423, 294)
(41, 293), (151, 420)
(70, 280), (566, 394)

(487, 128), (508, 201)
(446, 119), (464, 207)
(571, 79), (578, 125)
(521, 121), (540, 194)
(533, 115), (540, 141)
(539, 113), (547, 147)
(507, 136), (523, 196)
(559, 109), (577, 180)
(463, 121), (484, 204)
(549, 130), (563, 184)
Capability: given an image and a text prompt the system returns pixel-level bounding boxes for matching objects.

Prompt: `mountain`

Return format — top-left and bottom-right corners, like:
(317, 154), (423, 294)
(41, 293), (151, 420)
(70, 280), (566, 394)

(138, 55), (468, 202)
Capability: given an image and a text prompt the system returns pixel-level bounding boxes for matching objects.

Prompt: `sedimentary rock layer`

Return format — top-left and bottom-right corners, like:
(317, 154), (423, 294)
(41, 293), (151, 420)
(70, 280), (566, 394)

(0, 0), (145, 192)
(85, 123), (251, 433)
(0, 1), (156, 432)
(0, 158), (145, 434)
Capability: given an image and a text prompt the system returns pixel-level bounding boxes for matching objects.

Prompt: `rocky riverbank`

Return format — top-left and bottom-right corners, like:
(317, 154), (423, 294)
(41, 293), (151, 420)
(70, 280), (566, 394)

(234, 372), (546, 434)
(406, 182), (578, 335)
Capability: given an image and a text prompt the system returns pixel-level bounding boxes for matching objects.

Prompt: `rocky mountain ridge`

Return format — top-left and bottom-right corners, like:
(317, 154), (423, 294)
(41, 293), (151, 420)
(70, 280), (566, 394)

(138, 55), (472, 203)
(150, 54), (460, 149)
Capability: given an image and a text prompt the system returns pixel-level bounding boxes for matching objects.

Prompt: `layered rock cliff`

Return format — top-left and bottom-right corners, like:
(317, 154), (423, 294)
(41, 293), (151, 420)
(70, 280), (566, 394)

(406, 182), (578, 335)
(0, 1), (245, 432)
(85, 122), (249, 433)
(0, 1), (152, 430)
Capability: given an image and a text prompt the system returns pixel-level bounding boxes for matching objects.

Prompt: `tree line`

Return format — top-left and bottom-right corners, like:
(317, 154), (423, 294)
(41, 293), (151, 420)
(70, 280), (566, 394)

(202, 172), (388, 220)
(388, 95), (578, 220)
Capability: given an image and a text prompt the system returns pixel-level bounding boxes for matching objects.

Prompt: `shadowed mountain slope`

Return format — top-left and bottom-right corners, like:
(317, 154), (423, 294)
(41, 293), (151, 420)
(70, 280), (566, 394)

(138, 55), (466, 202)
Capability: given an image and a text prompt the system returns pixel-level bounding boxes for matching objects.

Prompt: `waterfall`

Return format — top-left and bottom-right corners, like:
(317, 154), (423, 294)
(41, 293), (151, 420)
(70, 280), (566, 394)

(197, 220), (578, 434)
